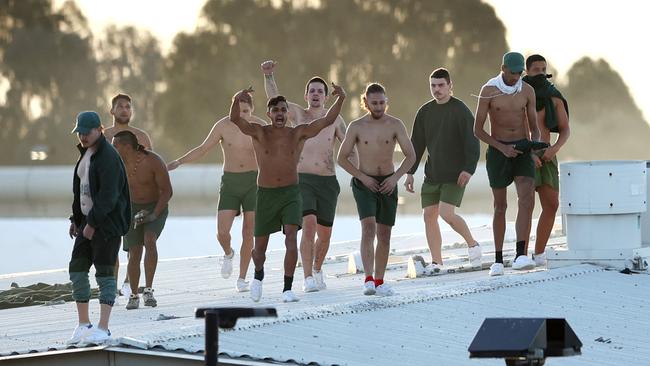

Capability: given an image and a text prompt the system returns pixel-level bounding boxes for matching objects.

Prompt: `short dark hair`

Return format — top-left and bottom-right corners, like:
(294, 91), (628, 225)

(267, 95), (288, 110)
(304, 77), (328, 96)
(430, 68), (451, 84)
(526, 54), (547, 70)
(111, 93), (132, 109)
(113, 130), (146, 152)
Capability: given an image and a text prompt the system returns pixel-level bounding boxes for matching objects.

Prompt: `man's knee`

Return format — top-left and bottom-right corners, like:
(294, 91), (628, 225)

(70, 271), (91, 302)
(361, 221), (376, 238)
(217, 230), (231, 244)
(95, 276), (117, 307)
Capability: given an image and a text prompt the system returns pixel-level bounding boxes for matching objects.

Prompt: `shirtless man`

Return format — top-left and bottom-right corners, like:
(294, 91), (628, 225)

(522, 54), (570, 266)
(337, 83), (416, 296)
(103, 93), (153, 298)
(104, 93), (153, 149)
(229, 83), (345, 303)
(474, 52), (541, 276)
(167, 93), (266, 292)
(262, 60), (354, 292)
(112, 131), (172, 309)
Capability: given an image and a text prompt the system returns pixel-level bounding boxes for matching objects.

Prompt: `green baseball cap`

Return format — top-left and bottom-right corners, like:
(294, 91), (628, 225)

(71, 111), (101, 134)
(503, 52), (525, 73)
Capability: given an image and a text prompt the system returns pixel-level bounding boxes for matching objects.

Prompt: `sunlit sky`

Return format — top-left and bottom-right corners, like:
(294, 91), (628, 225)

(58, 0), (648, 123)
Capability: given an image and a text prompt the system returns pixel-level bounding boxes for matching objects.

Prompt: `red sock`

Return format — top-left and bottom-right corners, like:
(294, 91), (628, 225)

(374, 278), (384, 286)
(365, 276), (374, 283)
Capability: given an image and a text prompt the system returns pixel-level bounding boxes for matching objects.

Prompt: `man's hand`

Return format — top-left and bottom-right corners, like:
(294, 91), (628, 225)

(499, 143), (523, 158)
(532, 154), (543, 168)
(330, 82), (346, 99)
(134, 209), (157, 228)
(82, 224), (95, 240)
(260, 60), (277, 75)
(404, 174), (415, 193)
(167, 160), (181, 171)
(457, 171), (472, 188)
(358, 174), (380, 193)
(69, 223), (79, 239)
(541, 146), (557, 162)
(379, 174), (399, 195)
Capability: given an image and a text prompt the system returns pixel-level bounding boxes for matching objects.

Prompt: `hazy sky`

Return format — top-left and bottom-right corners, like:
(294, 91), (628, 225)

(58, 0), (648, 122)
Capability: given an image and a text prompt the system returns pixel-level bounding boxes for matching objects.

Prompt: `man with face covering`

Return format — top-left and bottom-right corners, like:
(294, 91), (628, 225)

(522, 54), (570, 266)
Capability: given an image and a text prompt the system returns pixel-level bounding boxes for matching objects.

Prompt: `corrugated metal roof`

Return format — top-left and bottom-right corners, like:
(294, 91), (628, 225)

(2, 233), (649, 365)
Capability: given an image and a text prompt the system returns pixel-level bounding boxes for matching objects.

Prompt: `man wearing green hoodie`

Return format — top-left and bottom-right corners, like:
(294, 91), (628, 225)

(67, 111), (131, 345)
(522, 54), (570, 266)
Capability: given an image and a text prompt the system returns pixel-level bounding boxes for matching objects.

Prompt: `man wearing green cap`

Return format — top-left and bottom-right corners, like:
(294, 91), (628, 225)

(67, 111), (131, 344)
(523, 54), (570, 267)
(474, 52), (541, 276)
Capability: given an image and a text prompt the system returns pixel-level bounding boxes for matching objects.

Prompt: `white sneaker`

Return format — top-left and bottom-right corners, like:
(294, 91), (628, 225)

(250, 279), (262, 302)
(236, 278), (249, 292)
(83, 327), (111, 344)
(120, 282), (132, 298)
(282, 290), (300, 302)
(302, 276), (319, 293)
(221, 250), (234, 279)
(313, 270), (327, 290)
(363, 281), (376, 295)
(67, 323), (93, 344)
(512, 255), (535, 270)
(468, 243), (482, 268)
(533, 252), (547, 267)
(425, 263), (441, 275)
(489, 263), (504, 276)
(375, 283), (395, 297)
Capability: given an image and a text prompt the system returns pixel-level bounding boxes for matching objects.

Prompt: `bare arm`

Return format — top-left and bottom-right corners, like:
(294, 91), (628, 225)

(526, 85), (541, 141)
(230, 88), (263, 138)
(261, 60), (280, 98)
(337, 124), (364, 179)
(168, 119), (223, 170)
(543, 98), (570, 161)
(298, 82), (346, 139)
(335, 117), (358, 167)
(392, 120), (417, 179)
(261, 60), (299, 125)
(473, 86), (505, 150)
(152, 155), (173, 217)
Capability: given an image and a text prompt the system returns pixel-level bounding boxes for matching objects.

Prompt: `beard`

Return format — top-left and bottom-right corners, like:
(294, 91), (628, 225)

(370, 110), (384, 119)
(115, 116), (130, 125)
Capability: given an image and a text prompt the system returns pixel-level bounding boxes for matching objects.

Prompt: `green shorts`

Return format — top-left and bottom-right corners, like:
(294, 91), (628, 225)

(486, 140), (535, 188)
(351, 175), (398, 226)
(123, 202), (168, 251)
(218, 171), (258, 214)
(254, 184), (302, 236)
(299, 173), (340, 227)
(535, 156), (559, 191)
(421, 181), (465, 208)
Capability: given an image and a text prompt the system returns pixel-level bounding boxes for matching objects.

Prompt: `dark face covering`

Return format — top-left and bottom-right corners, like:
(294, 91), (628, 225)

(522, 74), (569, 133)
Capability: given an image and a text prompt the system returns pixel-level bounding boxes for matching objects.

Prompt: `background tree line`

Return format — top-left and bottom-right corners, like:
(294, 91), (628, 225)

(1, 0), (648, 165)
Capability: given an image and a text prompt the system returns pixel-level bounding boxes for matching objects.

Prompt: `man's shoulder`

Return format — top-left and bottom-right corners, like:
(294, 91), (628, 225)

(385, 113), (404, 125)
